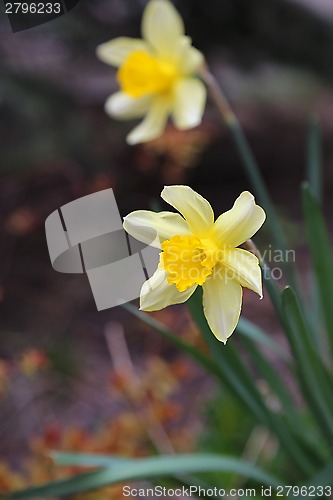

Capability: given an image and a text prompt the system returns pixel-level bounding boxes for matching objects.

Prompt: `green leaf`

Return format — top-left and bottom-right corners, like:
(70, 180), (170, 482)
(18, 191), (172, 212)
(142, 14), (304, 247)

(236, 316), (289, 361)
(302, 183), (333, 356)
(5, 454), (281, 499)
(307, 118), (322, 204)
(282, 286), (333, 444)
(51, 452), (130, 467)
(305, 121), (325, 351)
(260, 259), (285, 325)
(187, 289), (315, 475)
(124, 301), (316, 469)
(239, 335), (326, 464)
(187, 290), (270, 422)
(309, 460), (333, 487)
(239, 335), (296, 420)
(53, 453), (223, 500)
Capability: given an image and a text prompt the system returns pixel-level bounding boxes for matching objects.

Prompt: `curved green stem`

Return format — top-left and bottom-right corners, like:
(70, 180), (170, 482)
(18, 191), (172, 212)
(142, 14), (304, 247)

(200, 67), (298, 290)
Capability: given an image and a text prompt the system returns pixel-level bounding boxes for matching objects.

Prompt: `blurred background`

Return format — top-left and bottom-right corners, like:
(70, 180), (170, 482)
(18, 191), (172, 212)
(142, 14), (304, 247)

(1, 0), (333, 495)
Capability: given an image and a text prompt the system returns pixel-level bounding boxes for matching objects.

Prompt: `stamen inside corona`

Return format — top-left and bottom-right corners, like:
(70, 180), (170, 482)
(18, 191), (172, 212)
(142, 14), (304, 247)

(117, 50), (177, 98)
(159, 234), (217, 292)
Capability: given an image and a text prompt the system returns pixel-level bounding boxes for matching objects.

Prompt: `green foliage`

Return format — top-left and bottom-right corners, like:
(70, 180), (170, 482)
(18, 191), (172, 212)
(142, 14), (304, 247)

(4, 454), (280, 499)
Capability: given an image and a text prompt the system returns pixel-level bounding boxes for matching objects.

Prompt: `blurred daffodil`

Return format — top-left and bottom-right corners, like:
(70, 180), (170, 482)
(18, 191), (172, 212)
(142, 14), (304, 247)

(123, 186), (266, 343)
(97, 0), (206, 145)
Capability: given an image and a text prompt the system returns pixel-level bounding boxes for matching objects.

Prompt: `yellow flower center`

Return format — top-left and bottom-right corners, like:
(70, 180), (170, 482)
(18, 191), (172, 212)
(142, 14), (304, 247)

(159, 234), (217, 292)
(117, 50), (178, 98)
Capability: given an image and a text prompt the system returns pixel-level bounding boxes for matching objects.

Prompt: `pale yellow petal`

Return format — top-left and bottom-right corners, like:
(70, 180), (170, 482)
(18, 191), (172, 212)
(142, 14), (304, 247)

(126, 97), (170, 145)
(177, 37), (204, 74)
(203, 267), (242, 343)
(123, 210), (190, 249)
(222, 248), (262, 297)
(140, 268), (196, 311)
(172, 78), (206, 130)
(105, 92), (153, 120)
(213, 191), (266, 248)
(142, 0), (184, 57)
(161, 185), (214, 236)
(96, 37), (149, 67)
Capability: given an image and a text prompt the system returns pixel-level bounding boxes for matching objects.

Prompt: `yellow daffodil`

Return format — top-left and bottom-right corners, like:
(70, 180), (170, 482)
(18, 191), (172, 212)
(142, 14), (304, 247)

(96, 0), (206, 145)
(123, 186), (266, 343)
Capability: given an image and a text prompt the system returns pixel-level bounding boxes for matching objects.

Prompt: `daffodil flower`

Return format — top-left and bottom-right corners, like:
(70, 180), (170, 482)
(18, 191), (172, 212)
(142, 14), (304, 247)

(96, 0), (206, 145)
(123, 186), (266, 343)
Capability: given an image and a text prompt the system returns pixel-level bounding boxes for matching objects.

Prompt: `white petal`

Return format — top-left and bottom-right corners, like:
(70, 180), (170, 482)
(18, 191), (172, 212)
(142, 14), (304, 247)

(172, 78), (206, 130)
(222, 248), (262, 297)
(140, 268), (197, 311)
(177, 37), (204, 74)
(96, 37), (149, 67)
(126, 97), (170, 145)
(142, 0), (184, 57)
(105, 92), (153, 120)
(123, 210), (190, 248)
(161, 185), (214, 236)
(214, 191), (266, 248)
(203, 267), (242, 343)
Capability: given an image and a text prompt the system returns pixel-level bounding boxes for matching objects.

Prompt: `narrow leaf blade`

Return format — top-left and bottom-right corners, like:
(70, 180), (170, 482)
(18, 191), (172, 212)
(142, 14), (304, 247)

(5, 454), (281, 499)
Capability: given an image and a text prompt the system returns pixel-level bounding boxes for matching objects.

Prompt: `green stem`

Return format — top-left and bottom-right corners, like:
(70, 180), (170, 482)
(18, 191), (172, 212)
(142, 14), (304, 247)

(200, 68), (298, 289)
(307, 117), (322, 205)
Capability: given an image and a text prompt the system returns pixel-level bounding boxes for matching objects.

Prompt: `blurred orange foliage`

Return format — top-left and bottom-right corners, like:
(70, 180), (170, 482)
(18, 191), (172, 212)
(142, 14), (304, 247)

(0, 356), (198, 499)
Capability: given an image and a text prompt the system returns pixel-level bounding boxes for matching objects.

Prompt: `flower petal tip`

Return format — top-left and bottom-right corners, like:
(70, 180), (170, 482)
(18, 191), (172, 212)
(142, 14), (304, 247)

(126, 134), (137, 146)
